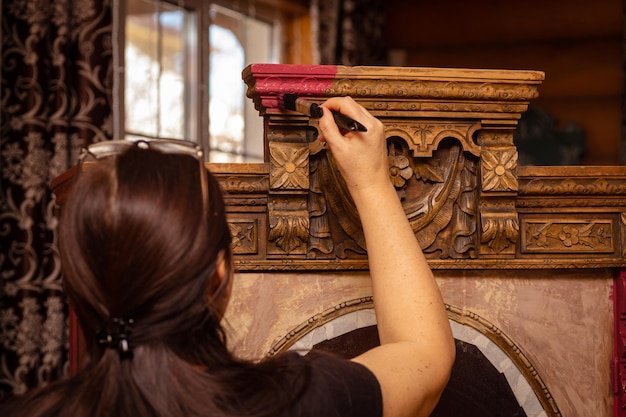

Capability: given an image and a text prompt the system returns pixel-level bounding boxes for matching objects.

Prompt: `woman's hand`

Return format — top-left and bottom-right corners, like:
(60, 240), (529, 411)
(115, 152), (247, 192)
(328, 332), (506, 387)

(318, 97), (390, 198)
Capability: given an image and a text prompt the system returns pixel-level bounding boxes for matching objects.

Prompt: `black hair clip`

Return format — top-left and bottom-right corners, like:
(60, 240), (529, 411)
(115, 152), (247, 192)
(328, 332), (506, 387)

(97, 318), (134, 360)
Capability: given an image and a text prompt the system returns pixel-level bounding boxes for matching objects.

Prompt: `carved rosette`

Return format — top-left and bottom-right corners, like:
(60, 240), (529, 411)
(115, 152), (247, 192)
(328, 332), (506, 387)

(481, 148), (519, 192)
(267, 140), (311, 257)
(269, 142), (309, 190)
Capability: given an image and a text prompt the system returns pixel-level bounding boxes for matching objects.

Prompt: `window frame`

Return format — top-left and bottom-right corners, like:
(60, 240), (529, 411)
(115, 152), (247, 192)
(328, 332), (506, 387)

(115, 0), (209, 153)
(114, 0), (312, 162)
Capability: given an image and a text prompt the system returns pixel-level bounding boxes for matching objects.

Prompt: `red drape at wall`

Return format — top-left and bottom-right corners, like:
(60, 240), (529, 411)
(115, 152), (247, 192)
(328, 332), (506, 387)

(0, 0), (113, 400)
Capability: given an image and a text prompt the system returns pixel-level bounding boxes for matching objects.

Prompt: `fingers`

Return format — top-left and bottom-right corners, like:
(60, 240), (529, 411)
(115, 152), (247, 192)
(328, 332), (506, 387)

(317, 96), (372, 147)
(315, 97), (389, 193)
(321, 96), (370, 122)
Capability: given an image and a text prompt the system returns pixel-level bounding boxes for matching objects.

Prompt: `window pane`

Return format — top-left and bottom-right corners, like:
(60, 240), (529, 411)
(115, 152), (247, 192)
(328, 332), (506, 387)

(125, 0), (186, 140)
(123, 1), (278, 161)
(158, 10), (185, 139)
(209, 6), (275, 163)
(209, 10), (245, 162)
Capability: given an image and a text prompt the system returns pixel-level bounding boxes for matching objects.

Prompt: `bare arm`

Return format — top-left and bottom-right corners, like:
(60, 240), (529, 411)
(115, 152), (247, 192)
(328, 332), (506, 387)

(318, 97), (455, 417)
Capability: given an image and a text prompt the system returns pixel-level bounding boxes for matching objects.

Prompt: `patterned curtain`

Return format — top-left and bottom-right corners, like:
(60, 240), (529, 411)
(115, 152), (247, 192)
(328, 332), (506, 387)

(0, 0), (113, 400)
(313, 0), (387, 66)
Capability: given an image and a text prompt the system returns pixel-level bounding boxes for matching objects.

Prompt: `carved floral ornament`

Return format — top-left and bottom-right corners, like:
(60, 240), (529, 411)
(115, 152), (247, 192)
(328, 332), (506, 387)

(388, 153), (413, 188)
(522, 220), (614, 253)
(269, 142), (309, 190)
(306, 136), (478, 260)
(481, 148), (519, 192)
(229, 220), (258, 255)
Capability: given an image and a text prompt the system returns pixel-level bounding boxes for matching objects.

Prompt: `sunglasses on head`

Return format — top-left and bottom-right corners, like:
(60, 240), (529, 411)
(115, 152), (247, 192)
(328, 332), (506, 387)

(77, 139), (209, 216)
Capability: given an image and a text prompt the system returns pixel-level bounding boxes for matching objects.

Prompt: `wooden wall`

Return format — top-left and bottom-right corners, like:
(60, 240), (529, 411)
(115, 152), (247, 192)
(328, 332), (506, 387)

(385, 0), (624, 166)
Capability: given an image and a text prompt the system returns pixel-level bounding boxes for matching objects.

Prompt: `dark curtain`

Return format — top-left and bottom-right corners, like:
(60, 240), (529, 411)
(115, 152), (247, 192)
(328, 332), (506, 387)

(0, 0), (113, 400)
(314, 0), (387, 66)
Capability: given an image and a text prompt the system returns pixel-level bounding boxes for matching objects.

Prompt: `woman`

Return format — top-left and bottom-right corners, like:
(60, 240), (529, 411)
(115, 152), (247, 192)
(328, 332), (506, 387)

(2, 97), (455, 417)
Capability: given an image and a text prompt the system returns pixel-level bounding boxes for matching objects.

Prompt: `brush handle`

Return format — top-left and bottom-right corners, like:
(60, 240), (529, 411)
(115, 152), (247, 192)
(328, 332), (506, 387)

(284, 94), (367, 132)
(331, 111), (367, 132)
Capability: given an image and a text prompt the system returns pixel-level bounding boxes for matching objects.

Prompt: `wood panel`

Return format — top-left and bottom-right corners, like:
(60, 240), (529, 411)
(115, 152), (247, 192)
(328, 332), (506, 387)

(385, 0), (622, 47)
(536, 96), (623, 165)
(400, 38), (623, 99)
(386, 0), (624, 166)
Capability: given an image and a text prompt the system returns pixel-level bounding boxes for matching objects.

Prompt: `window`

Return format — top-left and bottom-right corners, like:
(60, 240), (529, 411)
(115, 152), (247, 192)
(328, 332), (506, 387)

(121, 0), (280, 162)
(208, 5), (276, 162)
(124, 0), (195, 142)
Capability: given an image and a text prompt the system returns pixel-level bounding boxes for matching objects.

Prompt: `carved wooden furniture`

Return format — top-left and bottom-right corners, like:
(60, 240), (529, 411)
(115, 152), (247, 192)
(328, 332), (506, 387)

(52, 64), (626, 417)
(231, 64), (624, 417)
(232, 64), (626, 268)
(237, 64), (545, 264)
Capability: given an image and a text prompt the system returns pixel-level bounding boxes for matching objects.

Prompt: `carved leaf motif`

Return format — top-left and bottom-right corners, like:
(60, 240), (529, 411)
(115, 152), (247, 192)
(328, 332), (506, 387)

(412, 124), (435, 148)
(523, 177), (626, 195)
(414, 158), (445, 183)
(482, 216), (519, 253)
(269, 215), (309, 253)
(526, 223), (551, 247)
(231, 223), (254, 248)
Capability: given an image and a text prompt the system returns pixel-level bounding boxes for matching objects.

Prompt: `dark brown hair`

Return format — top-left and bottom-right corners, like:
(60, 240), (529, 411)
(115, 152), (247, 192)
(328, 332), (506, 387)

(4, 146), (306, 417)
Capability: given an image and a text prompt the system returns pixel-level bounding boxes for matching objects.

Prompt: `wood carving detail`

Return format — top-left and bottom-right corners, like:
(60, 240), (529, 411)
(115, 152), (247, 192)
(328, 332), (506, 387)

(521, 219), (614, 254)
(230, 219), (259, 255)
(309, 137), (478, 260)
(481, 148), (519, 192)
(328, 78), (540, 103)
(521, 178), (626, 195)
(480, 200), (519, 255)
(242, 64), (543, 116)
(268, 197), (309, 256)
(230, 64), (626, 270)
(385, 121), (481, 157)
(361, 99), (530, 116)
(220, 176), (269, 194)
(269, 142), (309, 190)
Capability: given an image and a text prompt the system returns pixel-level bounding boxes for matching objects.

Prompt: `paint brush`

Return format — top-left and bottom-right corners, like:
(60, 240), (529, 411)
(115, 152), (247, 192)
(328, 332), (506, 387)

(283, 94), (367, 132)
